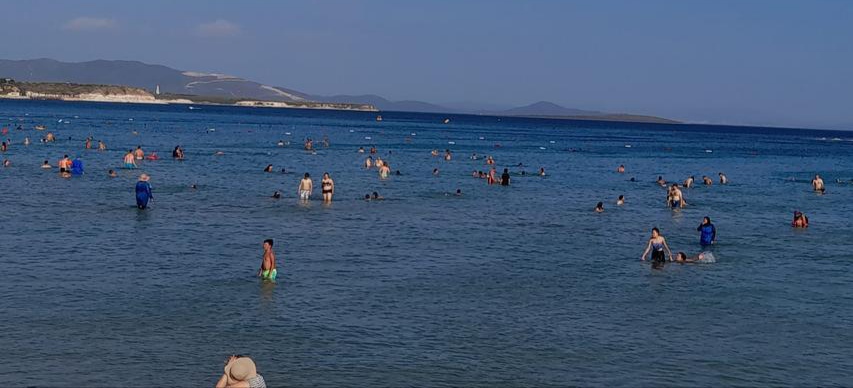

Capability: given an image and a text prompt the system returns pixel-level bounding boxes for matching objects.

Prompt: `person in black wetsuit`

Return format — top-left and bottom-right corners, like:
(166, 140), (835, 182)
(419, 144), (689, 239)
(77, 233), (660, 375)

(500, 168), (510, 186)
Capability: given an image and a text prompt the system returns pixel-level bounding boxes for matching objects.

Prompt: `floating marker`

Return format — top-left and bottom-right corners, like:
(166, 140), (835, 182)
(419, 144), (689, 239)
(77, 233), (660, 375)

(539, 147), (547, 150)
(479, 136), (485, 140)
(625, 145), (632, 148)
(411, 133), (416, 136)
(448, 141), (456, 145)
(349, 130), (355, 133)
(365, 136), (372, 140)
(285, 132), (292, 135)
(549, 140), (556, 144)
(705, 149), (713, 153)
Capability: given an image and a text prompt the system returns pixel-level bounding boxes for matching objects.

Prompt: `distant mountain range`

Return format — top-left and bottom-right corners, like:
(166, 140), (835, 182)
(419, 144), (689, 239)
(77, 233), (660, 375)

(0, 58), (677, 123)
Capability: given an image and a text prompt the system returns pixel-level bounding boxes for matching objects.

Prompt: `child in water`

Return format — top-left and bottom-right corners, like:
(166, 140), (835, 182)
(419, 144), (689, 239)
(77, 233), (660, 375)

(257, 239), (277, 281)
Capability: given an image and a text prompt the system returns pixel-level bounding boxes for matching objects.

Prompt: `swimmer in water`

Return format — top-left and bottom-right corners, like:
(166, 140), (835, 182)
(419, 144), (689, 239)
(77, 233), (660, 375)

(257, 239), (277, 281)
(617, 165), (625, 173)
(433, 168), (440, 176)
(372, 191), (383, 200)
(431, 149), (439, 157)
(135, 174), (153, 210)
(272, 191), (281, 199)
(675, 252), (710, 263)
(812, 174), (825, 194)
(594, 202), (604, 213)
(41, 160), (52, 169)
(277, 140), (285, 147)
(487, 167), (497, 185)
(172, 145), (184, 160)
(641, 227), (673, 264)
(58, 155), (71, 173)
(668, 184), (686, 209)
(471, 153), (478, 160)
(108, 169), (117, 177)
(684, 175), (695, 188)
(792, 211), (809, 228)
(98, 140), (106, 150)
(370, 146), (377, 154)
(264, 164), (273, 173)
(455, 189), (462, 196)
(364, 194), (371, 201)
(444, 149), (452, 161)
(3, 159), (9, 167)
(539, 167), (546, 176)
(298, 173), (313, 201)
(703, 176), (713, 185)
(697, 217), (716, 246)
(719, 172), (728, 184)
(657, 176), (666, 186)
(364, 156), (374, 169)
(84, 137), (91, 149)
(617, 195), (625, 206)
(395, 170), (402, 176)
(134, 146), (144, 160)
(321, 172), (335, 202)
(123, 150), (137, 169)
(358, 146), (365, 153)
(501, 168), (510, 186)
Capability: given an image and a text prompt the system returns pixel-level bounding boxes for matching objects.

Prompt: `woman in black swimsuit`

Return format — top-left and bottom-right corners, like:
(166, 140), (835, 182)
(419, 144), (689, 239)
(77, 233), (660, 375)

(321, 172), (335, 203)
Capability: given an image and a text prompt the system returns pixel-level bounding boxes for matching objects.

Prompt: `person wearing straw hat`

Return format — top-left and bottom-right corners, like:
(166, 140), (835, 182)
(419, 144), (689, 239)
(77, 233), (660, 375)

(216, 355), (266, 388)
(135, 174), (153, 209)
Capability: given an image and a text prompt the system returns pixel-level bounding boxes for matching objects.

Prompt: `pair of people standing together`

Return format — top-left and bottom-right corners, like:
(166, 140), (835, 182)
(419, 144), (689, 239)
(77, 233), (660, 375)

(296, 172), (335, 202)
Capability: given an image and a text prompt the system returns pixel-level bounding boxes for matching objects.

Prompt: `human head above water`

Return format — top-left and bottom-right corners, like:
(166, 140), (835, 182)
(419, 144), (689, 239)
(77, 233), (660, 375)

(703, 216), (711, 224)
(651, 227), (660, 237)
(304, 172), (310, 178)
(676, 252), (687, 261)
(263, 239), (274, 247)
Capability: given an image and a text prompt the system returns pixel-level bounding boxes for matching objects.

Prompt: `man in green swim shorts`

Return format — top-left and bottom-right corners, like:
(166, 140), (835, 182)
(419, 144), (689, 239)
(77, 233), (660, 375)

(257, 239), (277, 281)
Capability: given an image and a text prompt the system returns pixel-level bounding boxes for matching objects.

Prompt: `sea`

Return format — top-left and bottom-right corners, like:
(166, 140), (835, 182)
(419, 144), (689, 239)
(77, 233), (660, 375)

(0, 99), (851, 387)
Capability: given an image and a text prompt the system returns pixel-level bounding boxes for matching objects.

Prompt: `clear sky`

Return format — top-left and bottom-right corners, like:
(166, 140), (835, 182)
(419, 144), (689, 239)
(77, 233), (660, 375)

(3, 0), (852, 129)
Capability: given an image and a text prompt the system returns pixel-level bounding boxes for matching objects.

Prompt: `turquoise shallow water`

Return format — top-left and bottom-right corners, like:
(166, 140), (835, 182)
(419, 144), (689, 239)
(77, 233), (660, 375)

(0, 100), (852, 386)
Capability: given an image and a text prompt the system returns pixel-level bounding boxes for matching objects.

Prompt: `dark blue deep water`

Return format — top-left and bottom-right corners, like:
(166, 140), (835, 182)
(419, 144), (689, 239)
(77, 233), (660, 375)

(1, 100), (851, 386)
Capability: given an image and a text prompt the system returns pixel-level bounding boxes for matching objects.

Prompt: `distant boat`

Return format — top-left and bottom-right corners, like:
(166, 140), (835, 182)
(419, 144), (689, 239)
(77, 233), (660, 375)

(35, 125), (46, 130)
(376, 115), (383, 122)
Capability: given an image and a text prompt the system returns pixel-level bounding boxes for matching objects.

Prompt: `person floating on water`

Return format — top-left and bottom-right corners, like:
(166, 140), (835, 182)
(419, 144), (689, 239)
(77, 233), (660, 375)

(792, 211), (809, 228)
(264, 164), (273, 173)
(321, 172), (335, 202)
(124, 150), (137, 169)
(641, 227), (673, 266)
(675, 251), (716, 263)
(298, 173), (313, 201)
(257, 239), (277, 281)
(594, 202), (604, 213)
(501, 168), (511, 186)
(719, 172), (728, 184)
(697, 216), (716, 246)
(812, 174), (825, 194)
(135, 174), (153, 210)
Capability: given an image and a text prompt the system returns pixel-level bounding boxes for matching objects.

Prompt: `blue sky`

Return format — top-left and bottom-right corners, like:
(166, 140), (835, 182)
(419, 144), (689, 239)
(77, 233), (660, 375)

(3, 0), (852, 128)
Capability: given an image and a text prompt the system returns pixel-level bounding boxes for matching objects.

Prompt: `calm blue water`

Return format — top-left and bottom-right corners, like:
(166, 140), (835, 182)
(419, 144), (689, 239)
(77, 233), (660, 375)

(1, 100), (852, 387)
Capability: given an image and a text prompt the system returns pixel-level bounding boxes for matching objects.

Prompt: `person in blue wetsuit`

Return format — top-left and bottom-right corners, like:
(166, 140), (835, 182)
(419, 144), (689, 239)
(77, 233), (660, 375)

(697, 216), (716, 246)
(135, 173), (153, 209)
(70, 156), (84, 175)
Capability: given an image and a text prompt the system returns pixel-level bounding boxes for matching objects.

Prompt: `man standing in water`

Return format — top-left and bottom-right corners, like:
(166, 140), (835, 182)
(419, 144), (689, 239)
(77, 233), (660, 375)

(257, 239), (277, 281)
(812, 174), (825, 193)
(135, 174), (153, 209)
(124, 150), (137, 169)
(298, 173), (313, 201)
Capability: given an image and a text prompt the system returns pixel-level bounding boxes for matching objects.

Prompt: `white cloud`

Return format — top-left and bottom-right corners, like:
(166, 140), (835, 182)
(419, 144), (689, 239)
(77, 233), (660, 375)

(194, 19), (242, 38)
(62, 17), (117, 31)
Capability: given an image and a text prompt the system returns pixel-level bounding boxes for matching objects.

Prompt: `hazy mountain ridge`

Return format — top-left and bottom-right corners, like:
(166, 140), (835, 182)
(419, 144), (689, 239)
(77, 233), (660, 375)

(0, 58), (676, 123)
